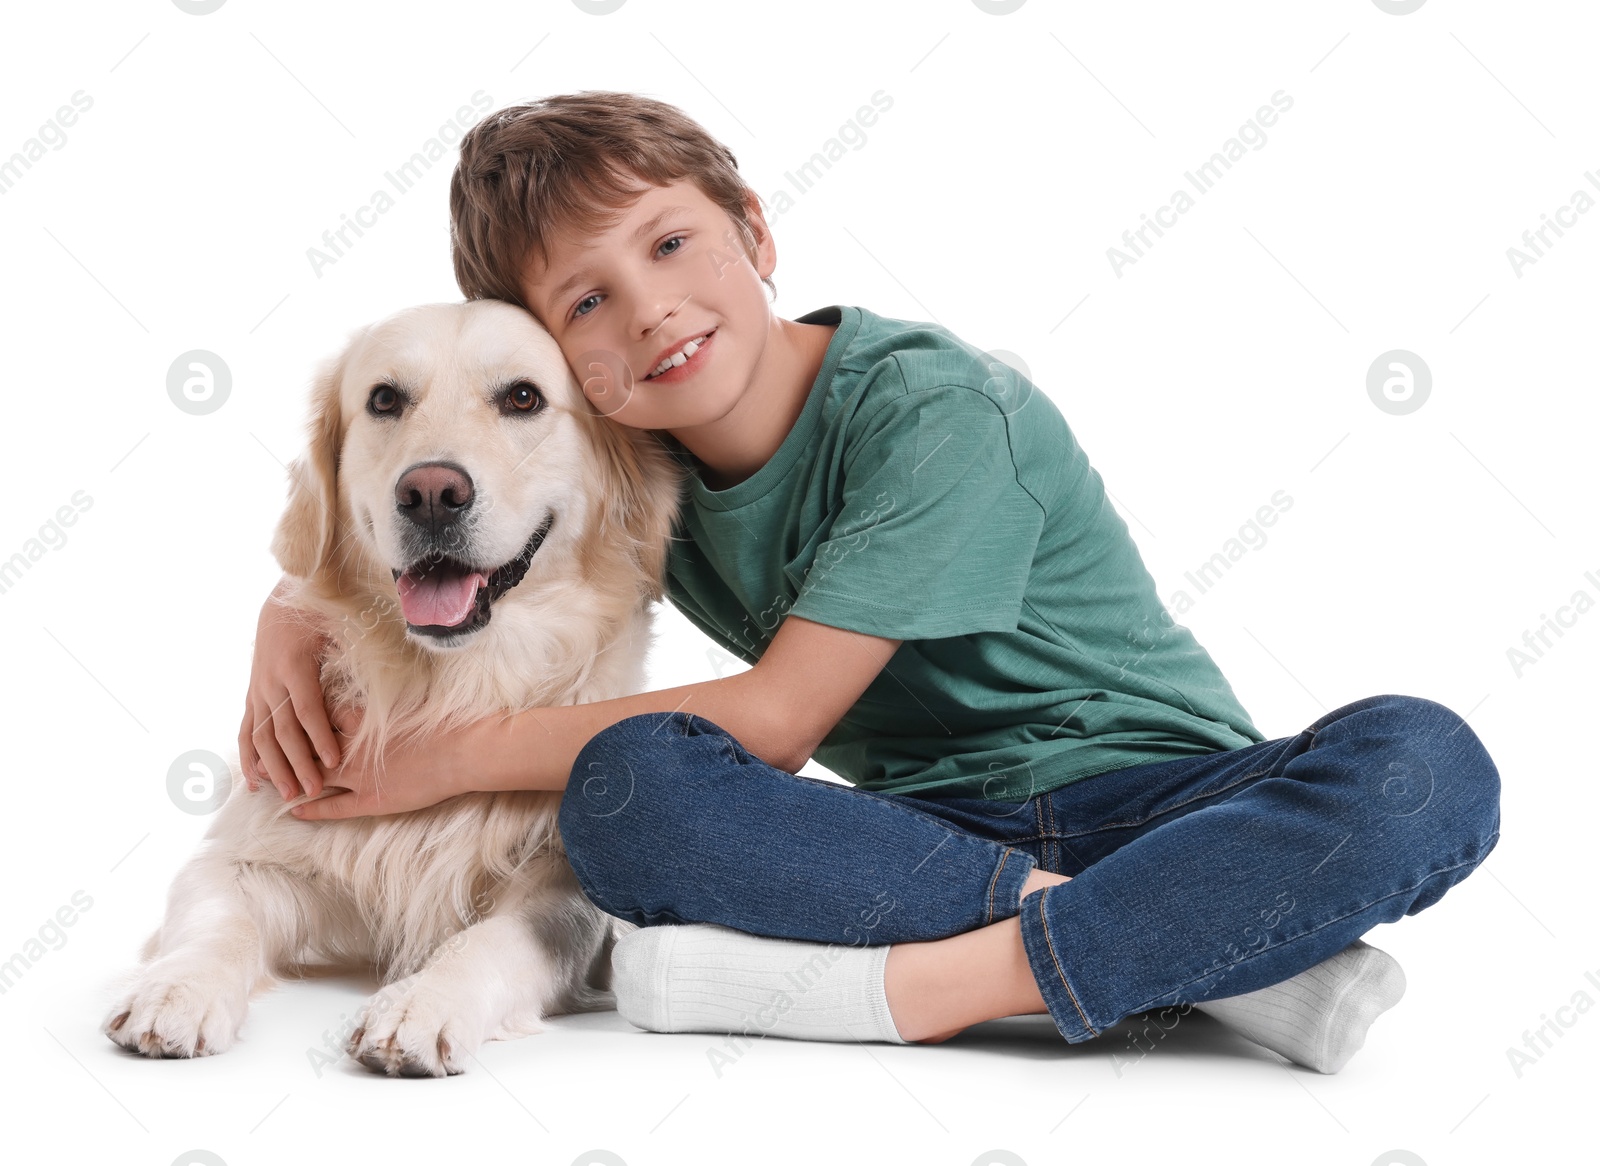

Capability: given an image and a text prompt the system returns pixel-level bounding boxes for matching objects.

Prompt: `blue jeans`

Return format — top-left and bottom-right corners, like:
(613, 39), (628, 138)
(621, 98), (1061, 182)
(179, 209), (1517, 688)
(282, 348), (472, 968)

(557, 693), (1500, 1042)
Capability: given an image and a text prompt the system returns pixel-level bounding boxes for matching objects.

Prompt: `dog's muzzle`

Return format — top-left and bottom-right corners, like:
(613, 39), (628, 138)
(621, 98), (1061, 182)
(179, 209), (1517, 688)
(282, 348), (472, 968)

(391, 511), (554, 637)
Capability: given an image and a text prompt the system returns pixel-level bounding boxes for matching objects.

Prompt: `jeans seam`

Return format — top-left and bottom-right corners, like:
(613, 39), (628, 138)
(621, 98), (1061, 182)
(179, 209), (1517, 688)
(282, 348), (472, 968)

(1033, 796), (1049, 873)
(986, 848), (1015, 925)
(990, 833), (1077, 848)
(1037, 891), (1096, 1036)
(1044, 792), (1058, 872)
(1136, 845), (1497, 1013)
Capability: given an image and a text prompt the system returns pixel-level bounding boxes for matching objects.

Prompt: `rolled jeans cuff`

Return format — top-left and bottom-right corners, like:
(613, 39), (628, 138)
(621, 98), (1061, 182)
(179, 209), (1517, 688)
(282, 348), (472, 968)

(986, 845), (1036, 925)
(1018, 884), (1099, 1043)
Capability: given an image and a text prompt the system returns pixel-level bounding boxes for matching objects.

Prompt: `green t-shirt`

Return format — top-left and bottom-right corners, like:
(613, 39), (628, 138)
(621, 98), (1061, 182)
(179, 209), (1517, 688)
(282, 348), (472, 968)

(660, 304), (1265, 800)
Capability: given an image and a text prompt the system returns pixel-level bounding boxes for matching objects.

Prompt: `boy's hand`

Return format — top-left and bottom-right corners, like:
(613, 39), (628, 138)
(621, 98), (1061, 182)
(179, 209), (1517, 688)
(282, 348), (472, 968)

(288, 706), (474, 821)
(238, 586), (343, 801)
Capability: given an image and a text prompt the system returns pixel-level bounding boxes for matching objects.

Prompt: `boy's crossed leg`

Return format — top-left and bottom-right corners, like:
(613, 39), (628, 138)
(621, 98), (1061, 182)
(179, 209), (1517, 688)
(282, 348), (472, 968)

(612, 866), (1407, 1072)
(567, 695), (1498, 1073)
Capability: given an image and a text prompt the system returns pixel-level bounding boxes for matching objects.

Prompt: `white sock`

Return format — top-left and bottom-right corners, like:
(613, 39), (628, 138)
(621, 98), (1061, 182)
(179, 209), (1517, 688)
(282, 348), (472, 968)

(611, 923), (909, 1045)
(1196, 939), (1406, 1073)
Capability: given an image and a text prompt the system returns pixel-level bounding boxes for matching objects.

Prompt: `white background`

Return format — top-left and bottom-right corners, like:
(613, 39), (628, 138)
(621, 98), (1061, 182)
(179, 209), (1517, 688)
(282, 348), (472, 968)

(1, 2), (1595, 1164)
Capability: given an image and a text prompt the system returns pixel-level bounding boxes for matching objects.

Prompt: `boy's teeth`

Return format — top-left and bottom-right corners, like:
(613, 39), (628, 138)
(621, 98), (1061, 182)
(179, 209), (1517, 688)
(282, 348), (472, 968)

(649, 332), (709, 378)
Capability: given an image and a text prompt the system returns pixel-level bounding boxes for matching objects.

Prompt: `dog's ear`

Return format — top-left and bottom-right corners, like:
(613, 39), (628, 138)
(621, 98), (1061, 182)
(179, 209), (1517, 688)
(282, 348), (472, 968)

(270, 345), (348, 580)
(578, 408), (687, 603)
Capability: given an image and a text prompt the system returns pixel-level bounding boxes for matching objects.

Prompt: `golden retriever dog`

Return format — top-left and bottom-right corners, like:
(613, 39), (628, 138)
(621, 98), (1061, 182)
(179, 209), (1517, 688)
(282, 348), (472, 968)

(101, 299), (683, 1076)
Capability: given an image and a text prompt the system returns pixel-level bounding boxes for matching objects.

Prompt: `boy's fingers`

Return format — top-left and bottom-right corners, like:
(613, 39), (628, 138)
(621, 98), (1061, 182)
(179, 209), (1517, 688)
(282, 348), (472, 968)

(251, 716), (300, 802)
(265, 697), (320, 800)
(302, 760), (324, 800)
(236, 710), (259, 789)
(287, 679), (343, 769)
(278, 733), (320, 801)
(292, 790), (355, 820)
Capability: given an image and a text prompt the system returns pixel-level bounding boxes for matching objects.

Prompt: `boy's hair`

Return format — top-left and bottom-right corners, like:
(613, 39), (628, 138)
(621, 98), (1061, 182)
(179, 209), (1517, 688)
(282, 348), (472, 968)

(449, 90), (776, 319)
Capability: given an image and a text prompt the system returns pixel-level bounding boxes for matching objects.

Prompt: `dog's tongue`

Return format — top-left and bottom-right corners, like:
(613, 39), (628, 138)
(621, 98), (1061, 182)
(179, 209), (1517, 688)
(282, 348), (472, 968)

(397, 567), (488, 627)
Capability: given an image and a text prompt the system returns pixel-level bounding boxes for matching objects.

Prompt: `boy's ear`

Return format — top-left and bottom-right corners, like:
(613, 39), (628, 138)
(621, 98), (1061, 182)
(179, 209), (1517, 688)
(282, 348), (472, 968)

(270, 347), (348, 580)
(577, 408), (686, 602)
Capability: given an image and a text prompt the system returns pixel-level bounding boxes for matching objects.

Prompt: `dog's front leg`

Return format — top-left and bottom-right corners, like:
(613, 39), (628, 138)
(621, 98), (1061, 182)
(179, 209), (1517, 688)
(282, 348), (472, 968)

(101, 855), (298, 1058)
(347, 913), (561, 1078)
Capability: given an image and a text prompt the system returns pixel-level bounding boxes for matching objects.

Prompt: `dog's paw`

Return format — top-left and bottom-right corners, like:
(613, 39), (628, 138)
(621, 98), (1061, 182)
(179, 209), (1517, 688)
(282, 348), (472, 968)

(102, 962), (248, 1059)
(345, 976), (482, 1078)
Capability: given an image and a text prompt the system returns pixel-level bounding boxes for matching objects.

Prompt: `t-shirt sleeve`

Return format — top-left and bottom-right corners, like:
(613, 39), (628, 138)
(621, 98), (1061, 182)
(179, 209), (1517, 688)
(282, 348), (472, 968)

(786, 375), (1046, 640)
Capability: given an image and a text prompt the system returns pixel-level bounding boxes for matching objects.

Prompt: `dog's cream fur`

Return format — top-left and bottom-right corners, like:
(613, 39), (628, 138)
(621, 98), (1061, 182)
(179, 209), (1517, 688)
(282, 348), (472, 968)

(102, 300), (683, 1076)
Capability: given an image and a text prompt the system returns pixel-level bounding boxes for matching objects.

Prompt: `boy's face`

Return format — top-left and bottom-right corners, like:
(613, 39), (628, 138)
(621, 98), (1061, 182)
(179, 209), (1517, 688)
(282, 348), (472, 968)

(518, 177), (776, 434)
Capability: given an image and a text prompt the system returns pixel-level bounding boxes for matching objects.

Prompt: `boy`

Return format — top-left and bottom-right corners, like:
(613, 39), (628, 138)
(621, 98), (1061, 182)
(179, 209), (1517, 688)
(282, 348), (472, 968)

(245, 91), (1500, 1068)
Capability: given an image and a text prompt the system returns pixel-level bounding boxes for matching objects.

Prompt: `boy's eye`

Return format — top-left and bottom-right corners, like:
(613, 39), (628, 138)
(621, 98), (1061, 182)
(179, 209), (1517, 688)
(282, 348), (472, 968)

(567, 234), (687, 321)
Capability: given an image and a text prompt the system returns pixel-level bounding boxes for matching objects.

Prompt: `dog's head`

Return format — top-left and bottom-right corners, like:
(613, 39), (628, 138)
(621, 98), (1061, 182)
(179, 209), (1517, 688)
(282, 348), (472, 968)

(270, 300), (685, 649)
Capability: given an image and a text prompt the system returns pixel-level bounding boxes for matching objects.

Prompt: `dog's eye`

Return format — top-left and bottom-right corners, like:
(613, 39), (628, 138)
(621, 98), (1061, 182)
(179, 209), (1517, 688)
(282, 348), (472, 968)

(368, 384), (401, 415)
(505, 381), (544, 414)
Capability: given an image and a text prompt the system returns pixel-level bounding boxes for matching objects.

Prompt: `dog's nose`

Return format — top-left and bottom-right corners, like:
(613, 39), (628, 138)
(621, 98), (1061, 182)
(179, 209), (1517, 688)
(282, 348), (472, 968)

(395, 461), (475, 530)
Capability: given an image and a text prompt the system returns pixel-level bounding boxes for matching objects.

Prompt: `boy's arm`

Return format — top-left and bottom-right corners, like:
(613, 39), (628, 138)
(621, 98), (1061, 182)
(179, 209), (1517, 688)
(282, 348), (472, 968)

(241, 571), (343, 798)
(466, 614), (902, 793)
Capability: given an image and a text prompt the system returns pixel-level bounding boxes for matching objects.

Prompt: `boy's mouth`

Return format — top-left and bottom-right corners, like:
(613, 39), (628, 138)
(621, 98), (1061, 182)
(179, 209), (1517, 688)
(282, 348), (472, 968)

(643, 328), (716, 382)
